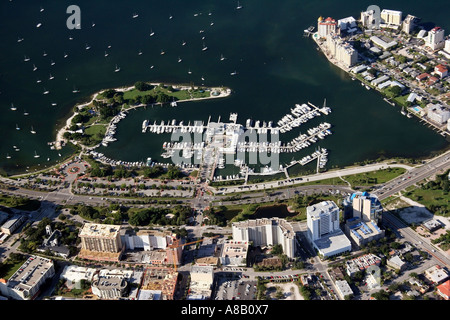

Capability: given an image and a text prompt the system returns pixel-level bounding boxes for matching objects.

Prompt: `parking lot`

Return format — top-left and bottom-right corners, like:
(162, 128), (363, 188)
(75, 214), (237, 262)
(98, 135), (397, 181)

(213, 272), (257, 300)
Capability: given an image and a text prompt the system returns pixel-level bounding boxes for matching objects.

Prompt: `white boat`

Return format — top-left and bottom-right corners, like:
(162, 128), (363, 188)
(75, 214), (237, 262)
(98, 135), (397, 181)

(72, 87), (80, 93)
(33, 64), (37, 71)
(161, 49), (165, 55)
(6, 154), (11, 159)
(114, 64), (121, 72)
(24, 55), (30, 62)
(51, 103), (57, 106)
(43, 51), (47, 57)
(49, 74), (54, 80)
(132, 13), (139, 18)
(17, 37), (24, 43)
(85, 44), (91, 50)
(220, 54), (226, 61)
(150, 29), (155, 36)
(23, 110), (29, 115)
(36, 23), (42, 28)
(138, 50), (143, 55)
(64, 52), (68, 58)
(202, 43), (208, 51)
(178, 57), (182, 63)
(92, 22), (96, 27)
(104, 51), (109, 57)
(16, 124), (20, 131)
(50, 60), (55, 66)
(150, 65), (154, 69)
(34, 151), (40, 158)
(236, 1), (243, 9)
(230, 71), (238, 76)
(10, 103), (17, 111)
(188, 69), (192, 74)
(43, 88), (49, 95)
(30, 126), (36, 134)
(40, 7), (44, 12)
(182, 40), (186, 46)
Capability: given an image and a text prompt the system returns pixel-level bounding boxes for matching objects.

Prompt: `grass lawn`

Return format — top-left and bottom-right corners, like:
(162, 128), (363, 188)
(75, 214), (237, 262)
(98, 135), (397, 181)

(122, 86), (211, 102)
(84, 124), (107, 137)
(344, 167), (407, 187)
(0, 194), (41, 211)
(403, 187), (449, 216)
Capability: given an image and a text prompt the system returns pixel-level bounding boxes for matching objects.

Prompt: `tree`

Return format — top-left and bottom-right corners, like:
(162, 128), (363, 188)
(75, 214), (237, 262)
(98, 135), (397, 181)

(135, 81), (150, 91)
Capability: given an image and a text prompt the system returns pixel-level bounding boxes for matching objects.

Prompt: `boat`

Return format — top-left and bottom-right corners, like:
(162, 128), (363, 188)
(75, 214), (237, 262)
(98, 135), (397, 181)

(365, 85), (370, 90)
(92, 22), (96, 27)
(178, 56), (182, 63)
(43, 51), (47, 57)
(17, 37), (24, 43)
(169, 15), (173, 20)
(30, 126), (36, 134)
(72, 86), (80, 93)
(34, 151), (40, 158)
(132, 13), (139, 18)
(220, 54), (226, 61)
(51, 103), (57, 106)
(150, 29), (155, 36)
(49, 74), (54, 80)
(104, 51), (109, 57)
(161, 49), (165, 55)
(43, 88), (49, 95)
(33, 64), (37, 71)
(85, 43), (91, 50)
(10, 103), (17, 111)
(201, 76), (205, 81)
(24, 55), (30, 62)
(150, 65), (154, 69)
(407, 113), (412, 118)
(36, 23), (42, 28)
(188, 69), (192, 74)
(182, 40), (186, 46)
(6, 154), (11, 159)
(23, 110), (29, 116)
(36, 79), (42, 83)
(64, 52), (68, 58)
(401, 107), (406, 116)
(236, 1), (243, 9)
(202, 43), (208, 51)
(146, 157), (152, 166)
(114, 64), (121, 72)
(230, 71), (238, 76)
(16, 124), (20, 131)
(138, 50), (143, 55)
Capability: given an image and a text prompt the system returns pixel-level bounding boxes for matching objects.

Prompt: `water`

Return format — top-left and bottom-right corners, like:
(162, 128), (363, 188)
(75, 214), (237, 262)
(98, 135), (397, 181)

(1, 0), (448, 175)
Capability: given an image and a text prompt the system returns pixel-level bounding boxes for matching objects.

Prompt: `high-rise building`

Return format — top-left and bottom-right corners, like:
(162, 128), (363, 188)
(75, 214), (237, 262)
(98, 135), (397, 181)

(78, 223), (123, 261)
(426, 27), (445, 50)
(343, 191), (383, 222)
(326, 33), (358, 68)
(306, 201), (351, 258)
(381, 9), (403, 26)
(318, 16), (337, 39)
(232, 217), (296, 258)
(445, 39), (450, 53)
(361, 10), (377, 29)
(402, 15), (418, 34)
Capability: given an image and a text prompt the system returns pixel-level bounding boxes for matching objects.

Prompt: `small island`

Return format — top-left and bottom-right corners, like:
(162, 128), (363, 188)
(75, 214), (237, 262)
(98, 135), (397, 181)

(55, 82), (231, 150)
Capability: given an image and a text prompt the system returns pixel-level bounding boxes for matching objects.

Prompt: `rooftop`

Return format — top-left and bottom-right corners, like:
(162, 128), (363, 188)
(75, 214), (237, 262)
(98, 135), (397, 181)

(7, 256), (54, 291)
(79, 222), (121, 238)
(307, 200), (338, 218)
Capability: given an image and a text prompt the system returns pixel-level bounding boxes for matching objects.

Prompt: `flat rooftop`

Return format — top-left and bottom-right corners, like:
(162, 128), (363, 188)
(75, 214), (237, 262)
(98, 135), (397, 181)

(307, 201), (338, 218)
(221, 240), (248, 258)
(191, 265), (214, 274)
(313, 230), (351, 256)
(79, 223), (121, 238)
(233, 218), (295, 238)
(8, 256), (54, 290)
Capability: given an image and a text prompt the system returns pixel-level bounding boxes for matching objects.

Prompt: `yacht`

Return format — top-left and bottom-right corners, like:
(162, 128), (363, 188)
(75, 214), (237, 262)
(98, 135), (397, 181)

(43, 88), (49, 95)
(114, 64), (121, 72)
(10, 103), (17, 111)
(30, 126), (36, 134)
(49, 74), (54, 80)
(23, 110), (29, 116)
(34, 151), (40, 158)
(40, 6), (44, 12)
(202, 43), (208, 51)
(161, 49), (165, 55)
(230, 71), (238, 76)
(236, 1), (243, 9)
(36, 23), (42, 28)
(182, 40), (186, 46)
(51, 103), (57, 106)
(188, 69), (192, 74)
(92, 22), (96, 27)
(17, 37), (24, 43)
(24, 55), (30, 62)
(85, 43), (91, 50)
(104, 51), (109, 57)
(50, 60), (55, 66)
(72, 86), (80, 93)
(150, 65), (154, 69)
(16, 124), (20, 131)
(6, 154), (11, 159)
(36, 79), (42, 83)
(64, 52), (68, 58)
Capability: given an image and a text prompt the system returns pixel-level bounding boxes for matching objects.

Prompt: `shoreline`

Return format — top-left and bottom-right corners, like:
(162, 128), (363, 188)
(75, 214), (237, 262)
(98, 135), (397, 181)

(53, 83), (232, 150)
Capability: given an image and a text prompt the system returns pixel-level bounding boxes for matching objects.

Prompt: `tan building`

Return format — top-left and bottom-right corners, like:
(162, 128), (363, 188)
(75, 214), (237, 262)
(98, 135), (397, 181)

(220, 240), (249, 266)
(326, 33), (358, 68)
(381, 9), (403, 26)
(78, 223), (123, 261)
(318, 16), (337, 39)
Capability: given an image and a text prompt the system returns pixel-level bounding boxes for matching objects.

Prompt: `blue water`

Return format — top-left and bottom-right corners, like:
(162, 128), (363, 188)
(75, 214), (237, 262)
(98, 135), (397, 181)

(0, 0), (448, 175)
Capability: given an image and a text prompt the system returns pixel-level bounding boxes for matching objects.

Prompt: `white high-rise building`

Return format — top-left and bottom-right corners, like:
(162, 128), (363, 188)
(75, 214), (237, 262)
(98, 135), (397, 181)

(307, 201), (340, 241)
(232, 217), (296, 258)
(402, 15), (418, 34)
(445, 39), (450, 53)
(361, 10), (377, 29)
(381, 9), (403, 26)
(426, 27), (445, 50)
(318, 16), (337, 39)
(326, 33), (358, 68)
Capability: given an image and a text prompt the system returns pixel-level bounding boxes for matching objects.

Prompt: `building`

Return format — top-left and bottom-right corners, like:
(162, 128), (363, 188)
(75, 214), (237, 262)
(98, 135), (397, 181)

(434, 64), (448, 78)
(426, 104), (450, 124)
(422, 219), (443, 232)
(91, 273), (128, 300)
(335, 280), (353, 299)
(0, 256), (55, 300)
(426, 27), (445, 51)
(140, 267), (178, 300)
(326, 33), (358, 68)
(220, 240), (248, 266)
(38, 226), (70, 258)
(371, 74), (390, 86)
(306, 201), (352, 258)
(381, 9), (402, 26)
(337, 16), (357, 33)
(387, 255), (406, 271)
(402, 15), (419, 34)
(345, 218), (385, 246)
(317, 16), (337, 38)
(424, 265), (449, 284)
(138, 290), (162, 300)
(437, 280), (450, 300)
(343, 191), (383, 222)
(232, 217), (296, 258)
(345, 254), (382, 276)
(1, 215), (26, 235)
(60, 265), (96, 285)
(187, 265), (214, 300)
(445, 39), (450, 53)
(370, 36), (397, 50)
(78, 223), (123, 262)
(361, 10), (377, 30)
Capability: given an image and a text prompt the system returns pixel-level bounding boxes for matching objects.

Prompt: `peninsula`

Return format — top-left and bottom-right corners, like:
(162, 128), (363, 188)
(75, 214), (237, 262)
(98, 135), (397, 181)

(54, 82), (231, 150)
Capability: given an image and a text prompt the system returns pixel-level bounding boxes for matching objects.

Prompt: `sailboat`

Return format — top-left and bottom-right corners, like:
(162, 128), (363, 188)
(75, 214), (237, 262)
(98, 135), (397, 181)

(150, 29), (155, 37)
(43, 88), (49, 95)
(178, 56), (182, 63)
(34, 151), (40, 158)
(114, 64), (121, 72)
(132, 13), (139, 19)
(236, 1), (243, 10)
(23, 110), (29, 116)
(104, 51), (109, 57)
(188, 69), (192, 74)
(16, 124), (20, 131)
(10, 103), (17, 111)
(24, 55), (30, 62)
(220, 54), (226, 61)
(202, 42), (208, 51)
(49, 73), (54, 80)
(6, 153), (11, 159)
(85, 43), (91, 50)
(230, 70), (238, 76)
(30, 126), (36, 134)
(160, 49), (165, 55)
(32, 64), (38, 71)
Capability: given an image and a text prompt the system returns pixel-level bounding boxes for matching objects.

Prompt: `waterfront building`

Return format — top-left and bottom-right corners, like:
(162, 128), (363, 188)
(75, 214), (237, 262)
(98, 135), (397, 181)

(306, 201), (352, 258)
(426, 27), (445, 51)
(318, 16), (337, 39)
(360, 10), (377, 30)
(0, 215), (26, 235)
(335, 280), (353, 299)
(381, 9), (403, 27)
(371, 74), (390, 86)
(326, 33), (358, 68)
(78, 223), (123, 262)
(0, 256), (55, 300)
(232, 218), (296, 258)
(344, 191), (383, 222)
(402, 14), (419, 34)
(445, 39), (450, 53)
(187, 265), (214, 300)
(417, 29), (427, 39)
(426, 103), (450, 124)
(220, 240), (248, 266)
(337, 16), (357, 34)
